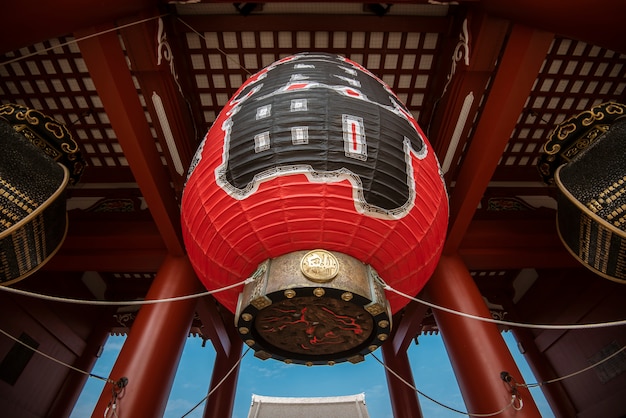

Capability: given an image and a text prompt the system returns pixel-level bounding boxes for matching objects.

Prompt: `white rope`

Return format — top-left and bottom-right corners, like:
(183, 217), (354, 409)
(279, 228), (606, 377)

(0, 14), (169, 67)
(520, 344), (626, 388)
(0, 277), (253, 306)
(384, 284), (626, 330)
(372, 353), (518, 417)
(176, 16), (253, 76)
(0, 327), (115, 384)
(180, 347), (251, 418)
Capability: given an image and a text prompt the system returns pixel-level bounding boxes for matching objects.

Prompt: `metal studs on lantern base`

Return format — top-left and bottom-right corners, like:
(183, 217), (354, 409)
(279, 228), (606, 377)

(235, 250), (392, 365)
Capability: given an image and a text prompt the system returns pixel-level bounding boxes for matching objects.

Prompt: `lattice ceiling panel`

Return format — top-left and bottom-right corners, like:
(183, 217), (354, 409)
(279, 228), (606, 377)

(0, 37), (159, 184)
(494, 37), (626, 182)
(179, 26), (444, 130)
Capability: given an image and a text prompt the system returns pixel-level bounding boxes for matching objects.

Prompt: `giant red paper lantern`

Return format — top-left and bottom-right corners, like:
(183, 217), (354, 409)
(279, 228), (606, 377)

(181, 53), (447, 363)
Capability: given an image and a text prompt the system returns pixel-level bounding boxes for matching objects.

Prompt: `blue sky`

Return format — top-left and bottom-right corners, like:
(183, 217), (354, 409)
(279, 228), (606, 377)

(71, 332), (553, 417)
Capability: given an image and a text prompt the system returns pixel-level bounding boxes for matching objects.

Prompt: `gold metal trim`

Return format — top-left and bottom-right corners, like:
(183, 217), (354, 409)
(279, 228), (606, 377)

(555, 166), (626, 239)
(556, 214), (626, 284)
(0, 165), (70, 286)
(250, 295), (272, 310)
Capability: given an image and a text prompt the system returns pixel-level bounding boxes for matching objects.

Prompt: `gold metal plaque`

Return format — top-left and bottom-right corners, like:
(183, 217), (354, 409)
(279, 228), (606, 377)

(300, 249), (339, 283)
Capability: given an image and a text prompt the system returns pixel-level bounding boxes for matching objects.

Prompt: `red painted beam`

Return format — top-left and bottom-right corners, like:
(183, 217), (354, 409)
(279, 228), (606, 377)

(429, 12), (509, 180)
(460, 247), (578, 271)
(444, 25), (554, 253)
(390, 301), (429, 356)
(63, 218), (166, 251)
(76, 27), (186, 256)
(119, 14), (198, 194)
(43, 217), (575, 272)
(45, 249), (167, 273)
(176, 14), (449, 33)
(511, 327), (578, 417)
(1, 0), (156, 55)
(480, 0), (626, 53)
(195, 296), (234, 358)
(459, 219), (579, 270)
(44, 218), (167, 272)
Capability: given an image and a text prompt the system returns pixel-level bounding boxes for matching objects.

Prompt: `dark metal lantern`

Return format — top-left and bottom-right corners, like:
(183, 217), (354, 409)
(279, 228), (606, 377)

(0, 103), (84, 285)
(539, 102), (626, 283)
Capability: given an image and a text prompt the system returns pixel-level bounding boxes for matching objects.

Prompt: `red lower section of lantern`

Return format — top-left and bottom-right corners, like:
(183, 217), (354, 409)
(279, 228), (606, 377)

(182, 153), (447, 314)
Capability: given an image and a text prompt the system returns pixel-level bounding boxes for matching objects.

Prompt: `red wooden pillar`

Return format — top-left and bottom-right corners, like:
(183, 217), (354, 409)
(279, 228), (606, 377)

(91, 255), (203, 417)
(202, 332), (243, 418)
(426, 254), (541, 417)
(382, 341), (423, 418)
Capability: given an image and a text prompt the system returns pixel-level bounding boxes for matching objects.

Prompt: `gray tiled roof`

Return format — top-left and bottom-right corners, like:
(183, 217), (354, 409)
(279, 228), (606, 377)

(247, 393), (371, 418)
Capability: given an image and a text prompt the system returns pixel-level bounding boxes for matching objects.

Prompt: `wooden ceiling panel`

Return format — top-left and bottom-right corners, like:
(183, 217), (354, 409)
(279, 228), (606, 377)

(0, 36), (163, 185)
(175, 20), (449, 131)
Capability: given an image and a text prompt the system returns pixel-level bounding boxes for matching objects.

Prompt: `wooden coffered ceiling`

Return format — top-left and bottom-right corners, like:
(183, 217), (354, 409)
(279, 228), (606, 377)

(1, 0), (625, 303)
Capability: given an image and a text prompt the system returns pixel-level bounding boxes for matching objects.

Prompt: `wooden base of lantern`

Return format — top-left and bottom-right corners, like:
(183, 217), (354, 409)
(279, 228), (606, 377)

(235, 250), (392, 366)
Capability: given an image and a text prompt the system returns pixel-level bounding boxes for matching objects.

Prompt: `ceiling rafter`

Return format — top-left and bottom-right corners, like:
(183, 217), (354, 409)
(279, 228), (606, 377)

(76, 25), (185, 256)
(1, 0), (156, 55)
(480, 0), (626, 54)
(118, 13), (198, 195)
(428, 11), (509, 179)
(444, 24), (554, 253)
(41, 217), (574, 272)
(175, 14), (450, 33)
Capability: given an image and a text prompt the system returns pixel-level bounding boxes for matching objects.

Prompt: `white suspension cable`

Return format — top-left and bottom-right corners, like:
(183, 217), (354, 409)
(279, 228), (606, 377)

(384, 284), (626, 330)
(371, 353), (518, 417)
(180, 347), (251, 418)
(0, 14), (169, 67)
(0, 277), (253, 306)
(519, 344), (626, 388)
(176, 16), (253, 76)
(0, 327), (116, 385)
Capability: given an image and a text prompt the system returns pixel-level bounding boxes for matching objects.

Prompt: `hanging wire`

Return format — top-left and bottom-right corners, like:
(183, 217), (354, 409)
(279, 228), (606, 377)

(0, 14), (169, 67)
(384, 280), (626, 407)
(0, 333), (248, 418)
(371, 353), (518, 417)
(1, 325), (129, 417)
(175, 16), (254, 77)
(180, 347), (251, 418)
(0, 274), (253, 417)
(518, 344), (626, 388)
(383, 283), (626, 330)
(0, 277), (253, 306)
(0, 327), (116, 385)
